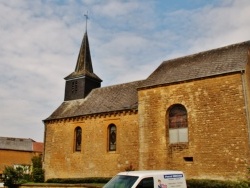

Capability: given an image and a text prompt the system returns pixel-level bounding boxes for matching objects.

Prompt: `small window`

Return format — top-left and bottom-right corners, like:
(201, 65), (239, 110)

(74, 127), (82, 151)
(136, 177), (154, 188)
(108, 124), (116, 151)
(168, 104), (188, 143)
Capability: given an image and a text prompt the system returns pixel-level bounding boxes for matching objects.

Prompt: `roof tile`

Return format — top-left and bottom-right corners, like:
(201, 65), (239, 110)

(45, 40), (250, 120)
(46, 80), (143, 120)
(140, 41), (250, 88)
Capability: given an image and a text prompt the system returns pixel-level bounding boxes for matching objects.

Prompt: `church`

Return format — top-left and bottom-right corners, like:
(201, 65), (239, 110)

(43, 28), (250, 181)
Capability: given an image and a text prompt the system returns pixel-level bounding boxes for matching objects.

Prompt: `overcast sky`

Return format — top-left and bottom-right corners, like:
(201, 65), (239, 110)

(1, 0), (250, 142)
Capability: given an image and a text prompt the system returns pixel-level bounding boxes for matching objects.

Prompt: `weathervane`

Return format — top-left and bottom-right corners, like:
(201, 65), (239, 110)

(84, 11), (89, 32)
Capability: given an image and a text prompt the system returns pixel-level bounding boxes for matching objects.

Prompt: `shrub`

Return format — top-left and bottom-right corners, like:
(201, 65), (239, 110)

(46, 177), (111, 184)
(31, 155), (44, 183)
(3, 166), (18, 187)
(3, 166), (31, 187)
(187, 179), (250, 188)
(32, 168), (45, 183)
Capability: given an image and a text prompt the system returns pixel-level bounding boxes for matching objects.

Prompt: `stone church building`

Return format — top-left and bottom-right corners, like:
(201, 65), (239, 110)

(43, 30), (250, 181)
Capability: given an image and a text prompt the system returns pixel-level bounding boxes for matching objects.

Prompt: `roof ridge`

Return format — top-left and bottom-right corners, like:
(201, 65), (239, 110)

(99, 79), (145, 89)
(163, 40), (250, 64)
(0, 136), (35, 142)
(141, 40), (250, 89)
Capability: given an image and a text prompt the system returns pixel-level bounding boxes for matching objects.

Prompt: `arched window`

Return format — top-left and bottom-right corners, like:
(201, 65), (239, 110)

(108, 124), (116, 151)
(168, 104), (188, 143)
(74, 127), (82, 151)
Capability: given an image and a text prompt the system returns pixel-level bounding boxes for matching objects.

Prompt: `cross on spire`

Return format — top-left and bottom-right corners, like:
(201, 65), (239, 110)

(84, 11), (89, 32)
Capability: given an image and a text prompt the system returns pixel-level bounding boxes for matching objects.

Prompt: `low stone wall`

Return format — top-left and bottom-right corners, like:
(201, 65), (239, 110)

(13, 183), (100, 188)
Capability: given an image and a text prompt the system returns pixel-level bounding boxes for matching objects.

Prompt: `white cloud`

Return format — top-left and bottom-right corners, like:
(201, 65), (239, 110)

(93, 1), (140, 18)
(181, 0), (250, 53)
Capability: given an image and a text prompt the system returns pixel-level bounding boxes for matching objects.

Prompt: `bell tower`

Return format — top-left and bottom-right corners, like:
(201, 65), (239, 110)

(64, 16), (102, 101)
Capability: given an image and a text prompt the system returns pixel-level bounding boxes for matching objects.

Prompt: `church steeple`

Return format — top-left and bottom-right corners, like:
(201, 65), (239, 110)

(64, 29), (102, 101)
(75, 32), (93, 74)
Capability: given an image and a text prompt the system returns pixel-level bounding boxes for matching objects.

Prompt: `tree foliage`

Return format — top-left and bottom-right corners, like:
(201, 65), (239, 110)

(3, 155), (44, 187)
(3, 165), (31, 186)
(31, 155), (44, 183)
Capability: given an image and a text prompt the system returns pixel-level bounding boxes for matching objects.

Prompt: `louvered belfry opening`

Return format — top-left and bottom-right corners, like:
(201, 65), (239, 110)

(64, 31), (102, 101)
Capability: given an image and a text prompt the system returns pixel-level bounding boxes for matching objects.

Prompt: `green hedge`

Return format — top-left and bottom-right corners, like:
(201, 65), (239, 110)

(187, 179), (250, 188)
(46, 177), (111, 184)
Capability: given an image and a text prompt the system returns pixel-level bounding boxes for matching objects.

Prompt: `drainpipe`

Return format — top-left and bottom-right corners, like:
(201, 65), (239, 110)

(241, 70), (250, 145)
(42, 120), (46, 163)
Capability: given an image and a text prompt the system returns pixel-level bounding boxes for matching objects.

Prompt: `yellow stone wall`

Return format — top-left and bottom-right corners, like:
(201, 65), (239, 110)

(44, 112), (139, 180)
(138, 73), (250, 180)
(44, 73), (250, 181)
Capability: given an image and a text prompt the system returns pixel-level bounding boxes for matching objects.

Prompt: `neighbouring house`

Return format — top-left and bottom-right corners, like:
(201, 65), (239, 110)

(0, 136), (43, 179)
(43, 29), (250, 181)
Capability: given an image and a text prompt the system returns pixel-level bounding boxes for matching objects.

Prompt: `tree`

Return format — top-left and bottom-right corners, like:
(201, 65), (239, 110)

(3, 166), (18, 187)
(31, 155), (44, 182)
(2, 155), (44, 186)
(3, 165), (31, 187)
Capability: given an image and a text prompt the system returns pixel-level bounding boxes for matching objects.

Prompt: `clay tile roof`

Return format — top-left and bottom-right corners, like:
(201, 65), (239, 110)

(32, 142), (44, 152)
(45, 80), (143, 120)
(140, 41), (250, 88)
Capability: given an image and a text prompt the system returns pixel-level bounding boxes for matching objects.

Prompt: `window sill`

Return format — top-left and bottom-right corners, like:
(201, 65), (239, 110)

(169, 142), (188, 151)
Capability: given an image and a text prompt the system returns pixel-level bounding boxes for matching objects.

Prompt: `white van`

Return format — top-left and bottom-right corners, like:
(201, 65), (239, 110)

(103, 170), (187, 188)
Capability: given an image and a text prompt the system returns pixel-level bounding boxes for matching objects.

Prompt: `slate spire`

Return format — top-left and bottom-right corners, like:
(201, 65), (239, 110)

(75, 31), (93, 74)
(64, 28), (102, 101)
(65, 31), (101, 81)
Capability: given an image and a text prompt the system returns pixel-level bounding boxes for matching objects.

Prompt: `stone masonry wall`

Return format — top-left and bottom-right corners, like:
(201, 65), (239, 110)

(17, 183), (97, 188)
(44, 112), (139, 180)
(138, 73), (250, 180)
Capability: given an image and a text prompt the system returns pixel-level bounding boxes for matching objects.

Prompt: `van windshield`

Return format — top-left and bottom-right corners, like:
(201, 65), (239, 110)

(103, 175), (139, 188)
